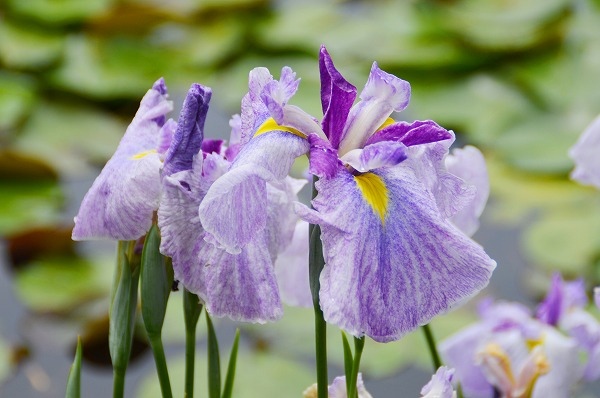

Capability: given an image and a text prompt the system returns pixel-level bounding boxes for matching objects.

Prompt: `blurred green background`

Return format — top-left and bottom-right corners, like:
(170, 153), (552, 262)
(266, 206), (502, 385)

(2, 0), (600, 396)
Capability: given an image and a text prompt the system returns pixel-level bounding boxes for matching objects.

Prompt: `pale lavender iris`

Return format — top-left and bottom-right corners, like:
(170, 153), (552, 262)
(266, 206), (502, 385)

(158, 83), (305, 322)
(420, 366), (456, 398)
(569, 115), (600, 189)
(440, 299), (582, 398)
(303, 373), (372, 398)
(73, 78), (175, 240)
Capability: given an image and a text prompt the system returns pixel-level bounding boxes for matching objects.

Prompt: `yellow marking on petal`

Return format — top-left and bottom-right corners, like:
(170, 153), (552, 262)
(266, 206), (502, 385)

(131, 149), (157, 160)
(482, 343), (516, 387)
(525, 337), (543, 351)
(354, 172), (388, 224)
(254, 117), (306, 139)
(520, 349), (550, 398)
(376, 117), (395, 132)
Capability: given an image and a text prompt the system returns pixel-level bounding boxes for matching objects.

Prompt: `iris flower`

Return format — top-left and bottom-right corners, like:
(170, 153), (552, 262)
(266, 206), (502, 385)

(73, 78), (176, 240)
(200, 46), (495, 341)
(158, 84), (305, 322)
(303, 373), (372, 398)
(569, 115), (600, 189)
(421, 367), (457, 398)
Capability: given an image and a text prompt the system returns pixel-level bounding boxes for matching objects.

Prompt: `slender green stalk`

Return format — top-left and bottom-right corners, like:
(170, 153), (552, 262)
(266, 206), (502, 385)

(457, 383), (465, 398)
(421, 323), (442, 370)
(221, 329), (241, 398)
(112, 368), (126, 398)
(341, 332), (353, 394)
(65, 337), (82, 398)
(183, 289), (203, 398)
(206, 312), (221, 398)
(347, 337), (365, 398)
(148, 336), (172, 398)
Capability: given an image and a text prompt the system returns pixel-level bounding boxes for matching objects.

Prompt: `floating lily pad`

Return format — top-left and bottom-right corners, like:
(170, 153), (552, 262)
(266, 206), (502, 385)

(0, 20), (64, 69)
(136, 349), (315, 398)
(5, 0), (116, 26)
(12, 101), (126, 176)
(0, 73), (37, 135)
(13, 255), (112, 313)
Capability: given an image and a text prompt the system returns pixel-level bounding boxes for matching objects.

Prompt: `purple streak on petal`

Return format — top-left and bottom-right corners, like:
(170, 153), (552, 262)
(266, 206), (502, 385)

(151, 77), (168, 124)
(537, 273), (564, 326)
(307, 133), (342, 178)
(72, 80), (172, 240)
(296, 167), (496, 342)
(319, 46), (357, 149)
(420, 367), (456, 398)
(338, 63), (411, 155)
(276, 221), (312, 308)
(446, 145), (490, 237)
(569, 115), (600, 189)
(199, 132), (309, 253)
(163, 84), (211, 177)
(366, 120), (452, 147)
(240, 67), (273, 144)
(202, 139), (223, 155)
(260, 67), (300, 125)
(340, 141), (407, 173)
(200, 234), (283, 323)
(157, 119), (177, 157)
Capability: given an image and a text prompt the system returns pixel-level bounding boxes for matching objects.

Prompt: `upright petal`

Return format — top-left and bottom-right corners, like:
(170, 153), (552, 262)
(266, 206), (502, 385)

(240, 67), (273, 143)
(260, 67), (300, 125)
(319, 46), (357, 149)
(163, 83), (211, 177)
(73, 79), (173, 240)
(338, 63), (411, 156)
(445, 145), (490, 237)
(569, 115), (600, 189)
(296, 167), (495, 342)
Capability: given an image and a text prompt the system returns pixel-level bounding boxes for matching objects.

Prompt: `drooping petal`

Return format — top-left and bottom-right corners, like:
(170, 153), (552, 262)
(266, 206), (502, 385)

(445, 145), (490, 237)
(365, 120), (452, 148)
(72, 79), (173, 240)
(338, 63), (411, 156)
(163, 83), (211, 178)
(340, 141), (407, 173)
(199, 132), (309, 253)
(319, 46), (357, 149)
(569, 115), (600, 189)
(420, 367), (457, 398)
(307, 133), (343, 178)
(296, 167), (495, 342)
(200, 233), (283, 323)
(275, 221), (312, 308)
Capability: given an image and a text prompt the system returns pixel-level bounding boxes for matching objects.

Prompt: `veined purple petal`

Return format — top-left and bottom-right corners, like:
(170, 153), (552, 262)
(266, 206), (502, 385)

(338, 63), (411, 156)
(569, 115), (600, 189)
(202, 139), (223, 155)
(157, 119), (177, 157)
(260, 67), (300, 125)
(307, 133), (343, 178)
(328, 374), (372, 398)
(200, 233), (283, 323)
(226, 114), (243, 160)
(163, 83), (211, 177)
(240, 67), (273, 144)
(445, 145), (490, 237)
(365, 120), (452, 147)
(420, 367), (456, 398)
(72, 79), (173, 240)
(296, 167), (495, 342)
(275, 221), (312, 308)
(340, 141), (407, 173)
(537, 273), (588, 326)
(199, 131), (309, 253)
(319, 46), (357, 149)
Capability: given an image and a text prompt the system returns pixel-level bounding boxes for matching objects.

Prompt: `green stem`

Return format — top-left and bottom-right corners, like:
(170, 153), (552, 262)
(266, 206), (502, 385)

(310, 223), (328, 398)
(421, 323), (442, 370)
(112, 367), (126, 398)
(347, 337), (365, 398)
(148, 335), (173, 398)
(183, 289), (203, 398)
(206, 312), (221, 398)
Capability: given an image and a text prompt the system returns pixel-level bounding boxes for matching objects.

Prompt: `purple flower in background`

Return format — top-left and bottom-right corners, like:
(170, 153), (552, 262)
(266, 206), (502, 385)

(569, 115), (600, 188)
(303, 373), (372, 398)
(158, 83), (305, 322)
(73, 78), (175, 240)
(441, 299), (582, 398)
(420, 366), (456, 398)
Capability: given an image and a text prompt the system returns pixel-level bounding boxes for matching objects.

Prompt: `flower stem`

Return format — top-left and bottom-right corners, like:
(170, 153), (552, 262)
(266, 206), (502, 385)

(183, 289), (203, 398)
(148, 335), (173, 398)
(421, 323), (442, 370)
(347, 337), (365, 398)
(112, 368), (126, 398)
(310, 222), (328, 398)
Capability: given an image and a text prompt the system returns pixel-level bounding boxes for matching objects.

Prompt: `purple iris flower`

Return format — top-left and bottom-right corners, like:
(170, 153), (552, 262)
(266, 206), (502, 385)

(158, 83), (306, 323)
(199, 46), (495, 341)
(441, 299), (582, 398)
(420, 366), (457, 398)
(303, 373), (372, 398)
(569, 115), (600, 189)
(72, 78), (176, 240)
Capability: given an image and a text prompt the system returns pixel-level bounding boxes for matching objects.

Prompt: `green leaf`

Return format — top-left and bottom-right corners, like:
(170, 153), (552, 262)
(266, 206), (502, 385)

(206, 312), (221, 398)
(12, 101), (126, 176)
(65, 337), (82, 398)
(221, 329), (240, 398)
(5, 0), (116, 25)
(0, 72), (37, 134)
(341, 332), (353, 393)
(0, 20), (64, 69)
(141, 225), (172, 337)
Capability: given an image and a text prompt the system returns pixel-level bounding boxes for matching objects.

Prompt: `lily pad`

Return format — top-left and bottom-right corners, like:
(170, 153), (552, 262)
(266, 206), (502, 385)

(0, 72), (37, 135)
(12, 101), (126, 176)
(5, 0), (116, 26)
(0, 20), (64, 69)
(136, 349), (315, 398)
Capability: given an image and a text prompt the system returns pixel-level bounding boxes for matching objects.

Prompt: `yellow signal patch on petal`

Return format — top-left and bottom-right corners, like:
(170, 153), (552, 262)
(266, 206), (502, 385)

(354, 172), (389, 224)
(131, 149), (157, 160)
(376, 117), (396, 132)
(254, 117), (306, 139)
